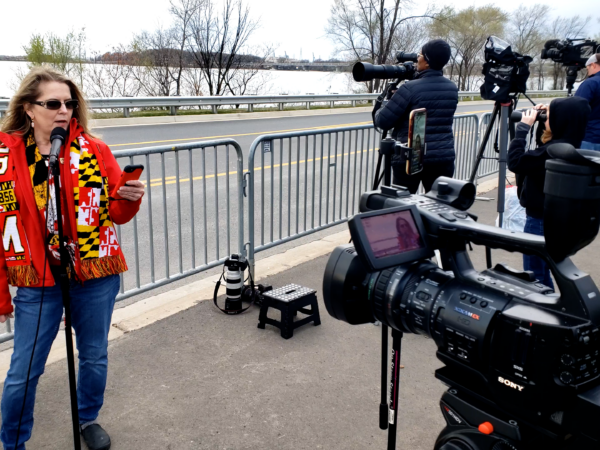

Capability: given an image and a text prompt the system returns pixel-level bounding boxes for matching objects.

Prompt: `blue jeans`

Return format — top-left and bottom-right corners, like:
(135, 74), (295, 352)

(1, 274), (120, 450)
(523, 216), (554, 290)
(581, 141), (600, 151)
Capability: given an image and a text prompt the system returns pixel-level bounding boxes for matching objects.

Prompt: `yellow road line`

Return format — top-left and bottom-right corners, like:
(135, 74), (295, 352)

(147, 149), (376, 187)
(112, 110), (488, 148)
(110, 121), (372, 148)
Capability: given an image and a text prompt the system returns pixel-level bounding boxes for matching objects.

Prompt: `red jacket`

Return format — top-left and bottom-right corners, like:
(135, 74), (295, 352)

(0, 119), (141, 315)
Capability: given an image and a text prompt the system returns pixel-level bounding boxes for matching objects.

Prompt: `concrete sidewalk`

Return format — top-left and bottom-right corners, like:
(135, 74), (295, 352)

(3, 186), (600, 449)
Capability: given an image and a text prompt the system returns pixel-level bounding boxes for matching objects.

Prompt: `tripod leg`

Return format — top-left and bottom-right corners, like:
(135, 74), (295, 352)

(387, 329), (403, 450)
(469, 103), (500, 184)
(380, 324), (389, 430)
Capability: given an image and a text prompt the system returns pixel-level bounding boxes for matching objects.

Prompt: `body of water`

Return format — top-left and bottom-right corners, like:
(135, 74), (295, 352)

(0, 61), (361, 98)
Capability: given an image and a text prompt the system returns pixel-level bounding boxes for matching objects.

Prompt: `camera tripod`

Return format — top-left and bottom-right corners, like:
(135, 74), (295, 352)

(467, 94), (537, 268)
(370, 136), (411, 450)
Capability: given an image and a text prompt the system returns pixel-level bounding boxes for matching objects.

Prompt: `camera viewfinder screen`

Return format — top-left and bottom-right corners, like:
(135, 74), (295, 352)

(361, 210), (424, 258)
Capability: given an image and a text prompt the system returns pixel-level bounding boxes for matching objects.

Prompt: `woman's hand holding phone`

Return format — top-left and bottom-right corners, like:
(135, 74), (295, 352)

(117, 180), (145, 201)
(111, 165), (145, 201)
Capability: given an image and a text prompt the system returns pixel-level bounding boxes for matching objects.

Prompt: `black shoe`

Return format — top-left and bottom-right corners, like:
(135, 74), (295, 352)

(81, 424), (111, 450)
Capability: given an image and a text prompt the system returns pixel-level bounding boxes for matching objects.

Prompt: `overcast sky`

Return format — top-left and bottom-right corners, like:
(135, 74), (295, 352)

(1, 0), (598, 59)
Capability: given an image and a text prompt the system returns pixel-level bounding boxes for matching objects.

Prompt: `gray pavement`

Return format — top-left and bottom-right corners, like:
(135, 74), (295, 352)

(7, 187), (600, 450)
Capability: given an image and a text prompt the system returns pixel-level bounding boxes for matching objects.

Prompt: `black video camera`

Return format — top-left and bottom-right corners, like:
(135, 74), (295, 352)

(541, 38), (599, 94)
(480, 36), (533, 103)
(541, 38), (598, 68)
(352, 51), (418, 83)
(323, 144), (600, 449)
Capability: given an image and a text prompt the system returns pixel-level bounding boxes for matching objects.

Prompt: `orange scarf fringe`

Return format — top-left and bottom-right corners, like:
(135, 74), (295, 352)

(7, 265), (40, 286)
(80, 255), (128, 281)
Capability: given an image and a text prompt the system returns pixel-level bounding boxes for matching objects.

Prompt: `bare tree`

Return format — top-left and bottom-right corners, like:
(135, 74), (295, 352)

(169, 0), (205, 95)
(430, 6), (507, 91)
(132, 27), (179, 96)
(325, 0), (436, 92)
(506, 5), (550, 90)
(85, 47), (145, 98)
(188, 0), (261, 96)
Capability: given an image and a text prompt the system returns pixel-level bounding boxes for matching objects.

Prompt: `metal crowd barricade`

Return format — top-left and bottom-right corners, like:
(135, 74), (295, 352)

(111, 139), (245, 301)
(246, 125), (379, 274)
(0, 114), (487, 344)
(246, 114), (483, 275)
(0, 139), (244, 344)
(474, 112), (500, 179)
(452, 114), (480, 181)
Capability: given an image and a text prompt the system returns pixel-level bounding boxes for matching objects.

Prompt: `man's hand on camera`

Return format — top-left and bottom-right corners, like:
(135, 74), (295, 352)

(385, 82), (398, 100)
(533, 104), (548, 112)
(521, 109), (539, 127)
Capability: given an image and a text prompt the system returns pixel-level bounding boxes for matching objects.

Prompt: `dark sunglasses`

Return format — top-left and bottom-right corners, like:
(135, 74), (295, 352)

(31, 99), (79, 110)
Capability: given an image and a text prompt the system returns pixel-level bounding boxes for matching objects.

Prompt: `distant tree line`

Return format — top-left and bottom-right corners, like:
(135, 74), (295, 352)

(326, 0), (598, 92)
(19, 0), (274, 98)
(16, 0), (600, 97)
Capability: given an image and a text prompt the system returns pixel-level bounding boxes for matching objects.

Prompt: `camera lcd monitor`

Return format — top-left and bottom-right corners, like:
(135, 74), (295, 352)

(348, 205), (433, 271)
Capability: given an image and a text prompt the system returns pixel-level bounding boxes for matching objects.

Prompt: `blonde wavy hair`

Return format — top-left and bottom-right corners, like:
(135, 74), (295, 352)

(0, 66), (94, 137)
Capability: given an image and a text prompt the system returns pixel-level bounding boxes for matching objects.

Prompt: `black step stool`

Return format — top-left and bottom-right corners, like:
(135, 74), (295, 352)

(257, 284), (321, 339)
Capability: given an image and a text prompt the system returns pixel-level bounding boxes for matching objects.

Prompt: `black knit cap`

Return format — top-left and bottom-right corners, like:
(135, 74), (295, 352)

(421, 39), (451, 70)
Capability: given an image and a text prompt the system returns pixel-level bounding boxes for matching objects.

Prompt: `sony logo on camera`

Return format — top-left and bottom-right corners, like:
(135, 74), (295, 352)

(498, 376), (524, 392)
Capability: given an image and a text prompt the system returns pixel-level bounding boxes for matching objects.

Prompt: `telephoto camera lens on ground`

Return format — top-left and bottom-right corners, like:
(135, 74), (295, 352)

(224, 255), (244, 312)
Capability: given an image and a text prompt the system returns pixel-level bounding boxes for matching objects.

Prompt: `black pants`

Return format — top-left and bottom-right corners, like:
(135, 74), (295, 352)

(392, 161), (455, 194)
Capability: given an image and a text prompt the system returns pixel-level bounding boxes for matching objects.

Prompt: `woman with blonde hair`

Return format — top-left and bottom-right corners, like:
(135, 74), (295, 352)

(0, 66), (144, 450)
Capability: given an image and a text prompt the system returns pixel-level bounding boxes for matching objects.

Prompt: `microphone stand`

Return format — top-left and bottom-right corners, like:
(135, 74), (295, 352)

(49, 153), (82, 450)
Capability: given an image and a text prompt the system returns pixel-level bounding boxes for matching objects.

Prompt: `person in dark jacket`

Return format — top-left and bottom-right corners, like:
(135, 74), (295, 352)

(575, 53), (600, 150)
(507, 96), (591, 289)
(374, 39), (459, 193)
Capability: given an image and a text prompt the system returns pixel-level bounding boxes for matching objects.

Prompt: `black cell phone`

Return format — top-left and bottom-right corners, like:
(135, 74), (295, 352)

(406, 109), (426, 175)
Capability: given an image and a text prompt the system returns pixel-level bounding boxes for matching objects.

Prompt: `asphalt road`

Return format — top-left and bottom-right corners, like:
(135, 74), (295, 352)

(97, 102), (494, 151)
(94, 104), (495, 301)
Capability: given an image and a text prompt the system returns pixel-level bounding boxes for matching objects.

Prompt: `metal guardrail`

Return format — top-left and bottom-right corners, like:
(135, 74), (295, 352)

(0, 91), (567, 118)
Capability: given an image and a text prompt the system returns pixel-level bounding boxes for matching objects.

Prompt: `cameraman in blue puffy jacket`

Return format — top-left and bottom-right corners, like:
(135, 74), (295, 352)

(575, 53), (600, 150)
(374, 39), (459, 193)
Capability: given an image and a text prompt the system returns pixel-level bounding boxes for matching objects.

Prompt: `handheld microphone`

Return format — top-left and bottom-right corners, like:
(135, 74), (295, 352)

(49, 127), (67, 167)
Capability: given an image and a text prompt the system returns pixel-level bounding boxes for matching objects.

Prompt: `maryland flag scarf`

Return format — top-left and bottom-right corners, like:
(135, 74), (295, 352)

(0, 132), (127, 285)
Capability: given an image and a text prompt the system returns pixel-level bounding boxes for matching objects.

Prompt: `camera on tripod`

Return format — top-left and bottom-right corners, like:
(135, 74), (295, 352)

(541, 38), (599, 95)
(480, 36), (533, 103)
(323, 143), (600, 448)
(541, 38), (598, 68)
(352, 51), (418, 83)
